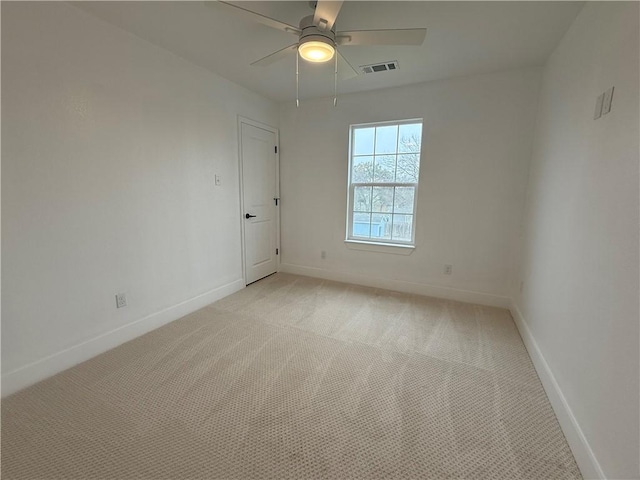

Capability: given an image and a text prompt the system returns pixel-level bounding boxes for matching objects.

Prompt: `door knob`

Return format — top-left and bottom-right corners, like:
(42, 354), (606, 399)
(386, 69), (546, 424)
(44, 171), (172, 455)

(245, 213), (257, 219)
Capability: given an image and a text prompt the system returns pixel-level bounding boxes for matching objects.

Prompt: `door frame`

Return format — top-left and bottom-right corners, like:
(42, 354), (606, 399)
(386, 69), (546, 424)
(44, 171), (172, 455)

(237, 116), (280, 285)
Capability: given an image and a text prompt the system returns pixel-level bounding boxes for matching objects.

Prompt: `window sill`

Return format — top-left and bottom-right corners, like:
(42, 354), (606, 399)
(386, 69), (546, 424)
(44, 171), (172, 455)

(344, 240), (415, 255)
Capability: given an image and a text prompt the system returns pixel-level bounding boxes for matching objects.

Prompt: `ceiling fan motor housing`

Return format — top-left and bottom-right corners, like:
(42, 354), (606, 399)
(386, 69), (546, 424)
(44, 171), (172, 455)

(299, 15), (336, 47)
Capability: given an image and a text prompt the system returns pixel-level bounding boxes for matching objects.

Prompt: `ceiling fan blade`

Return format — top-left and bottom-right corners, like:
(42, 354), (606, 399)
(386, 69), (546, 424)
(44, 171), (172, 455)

(210, 1), (301, 36)
(251, 44), (298, 67)
(336, 28), (427, 46)
(313, 0), (343, 31)
(337, 51), (359, 80)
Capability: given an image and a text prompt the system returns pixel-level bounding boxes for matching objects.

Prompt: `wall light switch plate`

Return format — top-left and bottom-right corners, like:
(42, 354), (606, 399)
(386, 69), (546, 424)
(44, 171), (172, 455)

(602, 86), (614, 115)
(594, 93), (604, 119)
(214, 174), (221, 186)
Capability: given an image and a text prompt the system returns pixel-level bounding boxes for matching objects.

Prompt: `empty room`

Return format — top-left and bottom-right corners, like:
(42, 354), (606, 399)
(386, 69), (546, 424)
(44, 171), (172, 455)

(1, 1), (638, 479)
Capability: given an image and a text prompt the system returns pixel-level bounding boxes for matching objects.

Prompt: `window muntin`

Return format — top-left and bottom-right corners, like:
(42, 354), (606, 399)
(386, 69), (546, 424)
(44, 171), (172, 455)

(347, 120), (422, 245)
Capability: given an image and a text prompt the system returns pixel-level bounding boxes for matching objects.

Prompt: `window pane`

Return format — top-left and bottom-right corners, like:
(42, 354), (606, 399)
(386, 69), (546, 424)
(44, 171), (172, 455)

(348, 120), (422, 245)
(393, 187), (415, 214)
(374, 125), (398, 154)
(373, 155), (396, 182)
(371, 213), (392, 240)
(353, 186), (372, 212)
(352, 156), (373, 183)
(372, 186), (394, 213)
(352, 212), (371, 238)
(398, 124), (422, 153)
(396, 154), (420, 183)
(391, 214), (413, 242)
(353, 128), (375, 155)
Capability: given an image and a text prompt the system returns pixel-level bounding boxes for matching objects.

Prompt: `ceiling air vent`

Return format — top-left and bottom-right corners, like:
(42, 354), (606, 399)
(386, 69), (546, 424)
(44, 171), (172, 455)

(360, 61), (400, 74)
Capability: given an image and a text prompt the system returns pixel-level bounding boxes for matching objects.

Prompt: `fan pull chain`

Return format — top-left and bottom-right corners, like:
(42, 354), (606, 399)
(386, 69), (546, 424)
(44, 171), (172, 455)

(296, 51), (300, 108)
(334, 52), (338, 107)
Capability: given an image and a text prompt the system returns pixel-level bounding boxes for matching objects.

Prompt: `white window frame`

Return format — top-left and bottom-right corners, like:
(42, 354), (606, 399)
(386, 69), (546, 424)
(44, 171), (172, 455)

(345, 118), (423, 249)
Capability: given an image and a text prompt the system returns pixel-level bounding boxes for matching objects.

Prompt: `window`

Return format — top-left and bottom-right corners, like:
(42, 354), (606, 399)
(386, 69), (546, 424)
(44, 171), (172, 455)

(346, 119), (423, 246)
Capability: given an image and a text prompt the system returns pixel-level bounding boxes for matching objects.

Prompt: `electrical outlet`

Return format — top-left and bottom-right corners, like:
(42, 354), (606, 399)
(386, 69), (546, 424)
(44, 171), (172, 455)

(115, 293), (127, 308)
(594, 93), (604, 119)
(443, 264), (452, 275)
(321, 250), (326, 259)
(602, 86), (614, 115)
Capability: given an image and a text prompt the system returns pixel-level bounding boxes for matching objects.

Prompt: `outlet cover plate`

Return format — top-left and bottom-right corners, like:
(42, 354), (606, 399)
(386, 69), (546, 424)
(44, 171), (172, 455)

(602, 86), (614, 115)
(594, 93), (604, 119)
(116, 293), (127, 308)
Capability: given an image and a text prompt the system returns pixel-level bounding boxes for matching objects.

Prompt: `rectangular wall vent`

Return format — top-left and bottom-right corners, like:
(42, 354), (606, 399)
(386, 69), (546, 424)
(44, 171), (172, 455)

(360, 61), (399, 74)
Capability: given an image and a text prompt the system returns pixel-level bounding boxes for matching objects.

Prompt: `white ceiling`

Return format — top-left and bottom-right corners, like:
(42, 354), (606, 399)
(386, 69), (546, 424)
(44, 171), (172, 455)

(75, 1), (584, 103)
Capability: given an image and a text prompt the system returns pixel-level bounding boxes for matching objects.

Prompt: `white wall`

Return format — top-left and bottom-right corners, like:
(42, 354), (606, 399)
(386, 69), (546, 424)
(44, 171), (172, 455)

(512, 2), (639, 479)
(1, 2), (278, 393)
(279, 68), (541, 306)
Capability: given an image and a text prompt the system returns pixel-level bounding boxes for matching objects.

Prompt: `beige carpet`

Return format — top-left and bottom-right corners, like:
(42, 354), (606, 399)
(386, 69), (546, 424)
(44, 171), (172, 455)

(2, 273), (581, 479)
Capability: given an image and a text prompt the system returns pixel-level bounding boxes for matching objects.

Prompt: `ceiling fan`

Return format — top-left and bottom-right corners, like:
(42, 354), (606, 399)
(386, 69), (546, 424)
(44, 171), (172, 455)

(208, 1), (427, 105)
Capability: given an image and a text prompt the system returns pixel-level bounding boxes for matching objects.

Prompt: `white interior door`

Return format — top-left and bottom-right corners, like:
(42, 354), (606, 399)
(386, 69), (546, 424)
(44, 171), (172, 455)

(240, 120), (278, 285)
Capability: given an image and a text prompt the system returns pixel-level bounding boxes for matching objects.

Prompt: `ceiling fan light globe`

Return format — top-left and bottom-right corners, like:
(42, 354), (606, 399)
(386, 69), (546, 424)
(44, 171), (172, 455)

(298, 40), (335, 63)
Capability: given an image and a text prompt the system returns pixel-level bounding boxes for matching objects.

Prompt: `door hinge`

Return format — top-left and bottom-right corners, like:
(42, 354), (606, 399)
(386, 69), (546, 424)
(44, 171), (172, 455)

(274, 197), (279, 206)
(276, 248), (279, 255)
(275, 146), (278, 154)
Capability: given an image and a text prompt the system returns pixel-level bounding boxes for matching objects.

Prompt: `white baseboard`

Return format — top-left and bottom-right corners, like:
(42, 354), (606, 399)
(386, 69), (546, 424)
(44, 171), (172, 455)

(1, 279), (245, 398)
(279, 263), (510, 308)
(509, 300), (605, 480)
